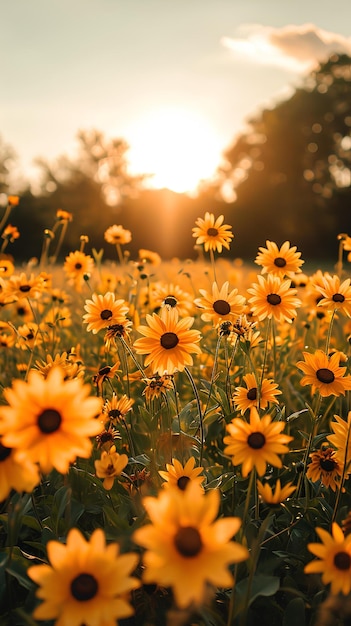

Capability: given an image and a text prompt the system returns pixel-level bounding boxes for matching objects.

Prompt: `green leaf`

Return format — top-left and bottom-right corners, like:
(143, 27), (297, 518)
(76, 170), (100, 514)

(5, 547), (33, 590)
(283, 597), (306, 626)
(234, 574), (280, 616)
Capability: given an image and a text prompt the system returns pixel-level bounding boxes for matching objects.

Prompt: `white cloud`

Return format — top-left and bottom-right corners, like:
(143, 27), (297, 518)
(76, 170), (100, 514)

(222, 23), (351, 72)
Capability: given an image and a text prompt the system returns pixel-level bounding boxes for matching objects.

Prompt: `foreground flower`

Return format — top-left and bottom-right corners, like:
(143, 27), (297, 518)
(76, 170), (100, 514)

(307, 446), (343, 491)
(257, 479), (295, 504)
(94, 445), (129, 490)
(0, 367), (103, 474)
(223, 407), (292, 477)
(194, 281), (246, 326)
(248, 274), (301, 323)
(83, 292), (129, 333)
(233, 373), (281, 414)
(315, 274), (351, 317)
(133, 483), (248, 608)
(305, 523), (351, 595)
(134, 307), (201, 375)
(255, 240), (304, 278)
(297, 350), (351, 397)
(27, 528), (140, 626)
(192, 212), (233, 253)
(327, 412), (351, 469)
(0, 439), (40, 500)
(159, 457), (205, 491)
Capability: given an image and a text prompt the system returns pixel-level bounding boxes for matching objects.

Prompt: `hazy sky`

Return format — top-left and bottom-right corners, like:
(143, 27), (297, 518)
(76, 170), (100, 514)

(2, 0), (351, 191)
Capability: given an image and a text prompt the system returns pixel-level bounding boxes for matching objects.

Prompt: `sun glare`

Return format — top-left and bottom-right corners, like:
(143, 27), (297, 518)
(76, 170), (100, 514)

(126, 108), (223, 194)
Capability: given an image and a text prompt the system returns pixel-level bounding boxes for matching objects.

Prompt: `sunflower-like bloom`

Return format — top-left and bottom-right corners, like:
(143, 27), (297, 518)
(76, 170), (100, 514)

(194, 281), (246, 326)
(255, 240), (304, 278)
(134, 307), (201, 375)
(94, 445), (129, 490)
(133, 482), (248, 608)
(192, 212), (233, 253)
(0, 257), (14, 278)
(83, 292), (129, 334)
(34, 351), (85, 380)
(0, 439), (40, 500)
(305, 523), (351, 595)
(328, 412), (351, 469)
(159, 457), (205, 491)
(306, 446), (343, 491)
(297, 350), (351, 397)
(315, 274), (351, 317)
(64, 250), (94, 278)
(27, 527), (140, 626)
(101, 393), (134, 426)
(248, 275), (301, 323)
(223, 407), (292, 477)
(104, 224), (132, 245)
(233, 373), (281, 414)
(142, 374), (173, 402)
(0, 367), (103, 474)
(151, 282), (194, 317)
(3, 272), (44, 300)
(257, 479), (295, 504)
(138, 248), (161, 266)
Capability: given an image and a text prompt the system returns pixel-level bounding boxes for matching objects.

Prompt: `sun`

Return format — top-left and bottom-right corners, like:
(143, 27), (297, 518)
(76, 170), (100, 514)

(126, 107), (223, 193)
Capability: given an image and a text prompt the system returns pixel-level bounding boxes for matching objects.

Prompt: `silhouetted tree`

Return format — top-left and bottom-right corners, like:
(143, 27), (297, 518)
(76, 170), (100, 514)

(211, 53), (351, 262)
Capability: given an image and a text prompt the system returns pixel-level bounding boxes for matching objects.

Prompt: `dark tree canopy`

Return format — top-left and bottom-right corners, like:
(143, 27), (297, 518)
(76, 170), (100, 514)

(213, 53), (351, 261)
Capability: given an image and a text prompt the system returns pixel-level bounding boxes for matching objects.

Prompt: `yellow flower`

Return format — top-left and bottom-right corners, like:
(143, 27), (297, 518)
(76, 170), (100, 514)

(134, 307), (201, 375)
(159, 457), (205, 491)
(138, 248), (161, 266)
(233, 373), (281, 414)
(7, 195), (19, 206)
(4, 272), (44, 300)
(2, 224), (20, 241)
(223, 407), (292, 477)
(83, 292), (129, 334)
(0, 367), (103, 474)
(0, 257), (14, 278)
(305, 523), (351, 595)
(307, 446), (343, 491)
(16, 323), (42, 350)
(328, 412), (351, 469)
(194, 281), (246, 326)
(192, 212), (233, 253)
(248, 274), (301, 323)
(101, 393), (134, 426)
(142, 374), (173, 402)
(315, 274), (351, 317)
(63, 250), (94, 290)
(0, 439), (40, 501)
(27, 528), (140, 626)
(56, 208), (73, 222)
(94, 445), (129, 490)
(257, 479), (295, 504)
(297, 350), (351, 397)
(104, 224), (132, 245)
(151, 282), (194, 317)
(33, 351), (85, 380)
(133, 483), (248, 609)
(255, 240), (304, 278)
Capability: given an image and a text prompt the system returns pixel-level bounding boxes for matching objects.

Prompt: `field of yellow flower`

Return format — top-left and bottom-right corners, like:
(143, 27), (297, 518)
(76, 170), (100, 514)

(1, 198), (351, 626)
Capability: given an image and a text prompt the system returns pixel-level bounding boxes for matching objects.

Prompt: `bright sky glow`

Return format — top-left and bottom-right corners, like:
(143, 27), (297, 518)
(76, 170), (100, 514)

(126, 108), (223, 193)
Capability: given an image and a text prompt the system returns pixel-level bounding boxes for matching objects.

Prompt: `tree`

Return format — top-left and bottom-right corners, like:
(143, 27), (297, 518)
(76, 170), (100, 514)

(212, 54), (351, 261)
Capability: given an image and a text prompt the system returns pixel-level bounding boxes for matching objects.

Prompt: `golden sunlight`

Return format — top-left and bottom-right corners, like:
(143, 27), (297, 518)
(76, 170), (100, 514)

(126, 107), (223, 193)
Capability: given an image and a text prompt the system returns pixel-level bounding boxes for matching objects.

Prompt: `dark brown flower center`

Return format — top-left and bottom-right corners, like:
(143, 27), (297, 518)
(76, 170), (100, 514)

(320, 458), (337, 472)
(19, 285), (31, 293)
(248, 432), (266, 449)
(177, 475), (190, 491)
(71, 573), (99, 601)
(164, 296), (177, 307)
(99, 366), (111, 376)
(316, 368), (335, 384)
(247, 388), (257, 401)
(0, 441), (12, 462)
(109, 409), (122, 420)
(160, 332), (179, 349)
(174, 526), (203, 557)
(100, 309), (113, 320)
(38, 409), (62, 434)
(332, 293), (345, 303)
(334, 551), (351, 571)
(274, 257), (287, 268)
(267, 294), (282, 306)
(207, 227), (218, 237)
(75, 263), (83, 270)
(213, 299), (231, 316)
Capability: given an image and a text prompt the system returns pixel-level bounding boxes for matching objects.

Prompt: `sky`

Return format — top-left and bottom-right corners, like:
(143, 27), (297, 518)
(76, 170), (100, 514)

(2, 0), (351, 193)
